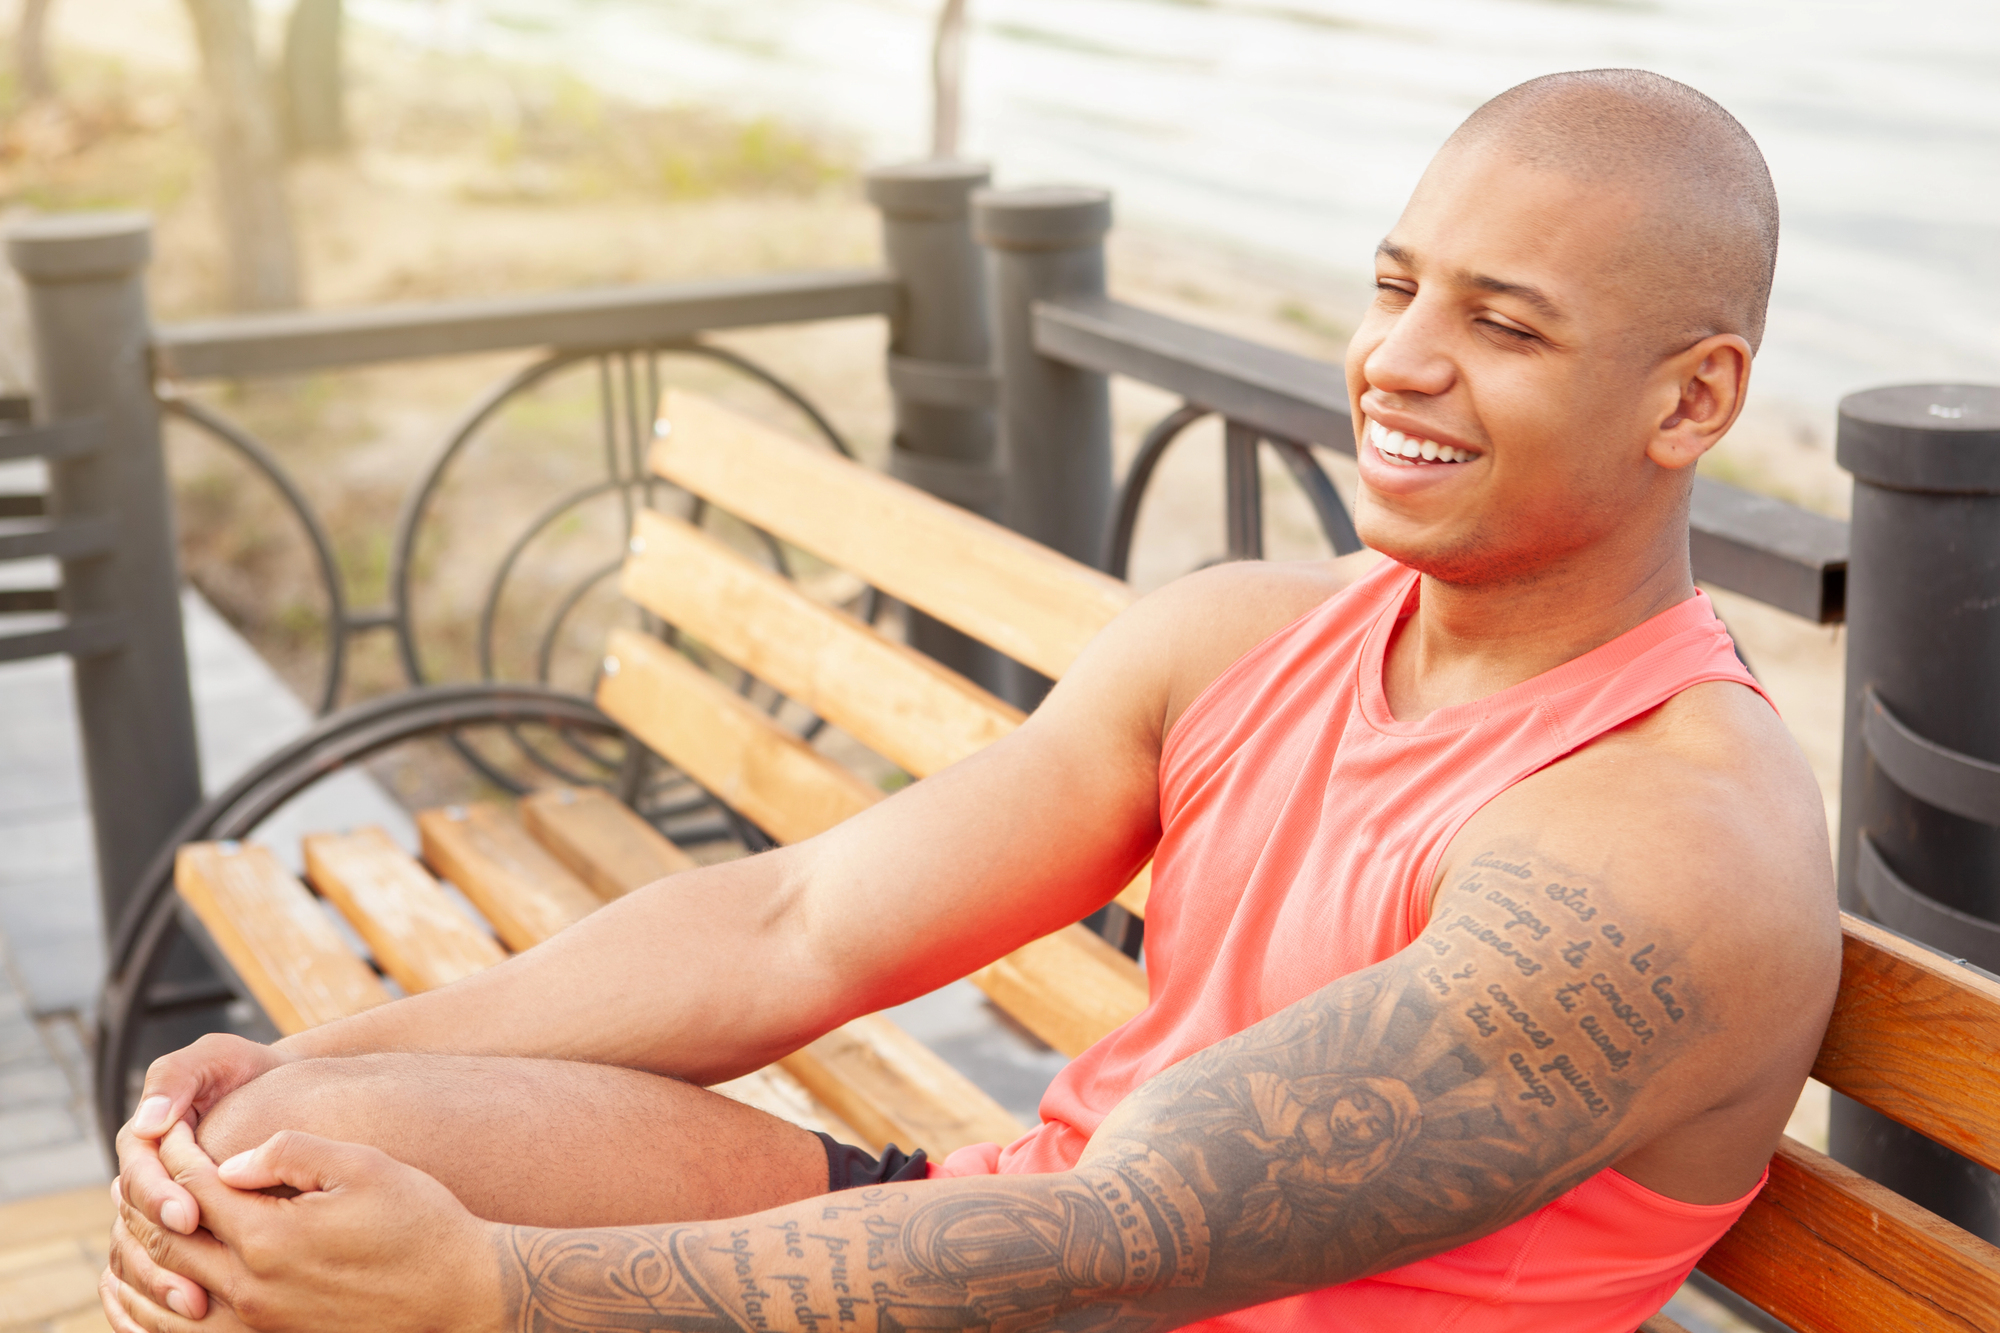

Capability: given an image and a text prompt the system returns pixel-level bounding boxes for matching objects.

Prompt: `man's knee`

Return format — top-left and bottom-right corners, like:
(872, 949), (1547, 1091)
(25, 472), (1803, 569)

(193, 1053), (421, 1163)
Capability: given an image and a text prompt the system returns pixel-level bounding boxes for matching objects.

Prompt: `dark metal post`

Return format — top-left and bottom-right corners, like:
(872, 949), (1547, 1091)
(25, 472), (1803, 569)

(1831, 382), (2000, 1241)
(974, 186), (1113, 707)
(865, 160), (1006, 695)
(7, 214), (204, 941)
(1223, 420), (1265, 560)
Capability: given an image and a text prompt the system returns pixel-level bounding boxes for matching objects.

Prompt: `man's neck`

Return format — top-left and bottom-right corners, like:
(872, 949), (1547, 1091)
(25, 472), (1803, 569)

(1381, 538), (1694, 724)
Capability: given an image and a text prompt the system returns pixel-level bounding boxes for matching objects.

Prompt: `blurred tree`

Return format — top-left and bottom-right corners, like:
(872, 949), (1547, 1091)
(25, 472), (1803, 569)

(279, 0), (344, 154)
(184, 0), (302, 309)
(17, 0), (54, 102)
(931, 0), (967, 158)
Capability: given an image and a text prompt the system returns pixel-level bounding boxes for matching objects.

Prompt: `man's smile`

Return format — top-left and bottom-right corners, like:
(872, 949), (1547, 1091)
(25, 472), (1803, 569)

(1365, 418), (1478, 467)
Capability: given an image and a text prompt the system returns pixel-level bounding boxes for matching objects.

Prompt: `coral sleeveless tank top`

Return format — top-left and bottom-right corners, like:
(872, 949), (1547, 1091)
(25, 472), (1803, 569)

(934, 559), (1774, 1331)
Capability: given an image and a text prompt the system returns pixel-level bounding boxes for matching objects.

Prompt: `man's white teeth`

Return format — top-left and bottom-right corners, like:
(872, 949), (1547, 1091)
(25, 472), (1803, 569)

(1367, 419), (1474, 465)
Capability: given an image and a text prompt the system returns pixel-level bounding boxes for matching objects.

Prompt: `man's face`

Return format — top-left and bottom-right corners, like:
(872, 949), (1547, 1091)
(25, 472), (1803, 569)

(1344, 145), (1672, 586)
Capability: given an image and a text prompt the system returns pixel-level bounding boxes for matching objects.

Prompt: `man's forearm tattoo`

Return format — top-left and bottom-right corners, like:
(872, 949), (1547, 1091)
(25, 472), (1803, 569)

(499, 1151), (1207, 1333)
(494, 845), (1704, 1330)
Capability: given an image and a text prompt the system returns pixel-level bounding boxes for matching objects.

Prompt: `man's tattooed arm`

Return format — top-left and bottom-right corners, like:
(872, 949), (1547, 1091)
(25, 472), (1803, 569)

(489, 844), (1729, 1331)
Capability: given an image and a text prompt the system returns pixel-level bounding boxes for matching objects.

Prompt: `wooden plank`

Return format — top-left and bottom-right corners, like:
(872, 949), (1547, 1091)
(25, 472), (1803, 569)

(598, 626), (882, 845)
(520, 785), (698, 899)
(649, 389), (1134, 680)
(779, 1013), (1027, 1159)
(302, 826), (506, 994)
(1812, 913), (2000, 1177)
(1699, 1135), (2000, 1333)
(617, 512), (1156, 920)
(970, 924), (1150, 1059)
(1637, 1315), (1693, 1333)
(710, 1066), (858, 1143)
(622, 507), (1025, 780)
(0, 1185), (111, 1254)
(174, 842), (391, 1036)
(416, 804), (604, 952)
(0, 1236), (103, 1328)
(1114, 865), (1151, 918)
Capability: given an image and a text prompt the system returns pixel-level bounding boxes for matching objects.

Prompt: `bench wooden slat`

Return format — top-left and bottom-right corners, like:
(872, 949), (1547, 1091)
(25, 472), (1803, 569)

(711, 1067), (855, 1142)
(1115, 865), (1151, 918)
(416, 804), (604, 951)
(970, 924), (1150, 1058)
(303, 827), (507, 994)
(620, 510), (1156, 920)
(650, 389), (1134, 681)
(174, 843), (391, 1036)
(600, 626), (881, 843)
(622, 508), (1026, 779)
(1699, 1134), (2000, 1333)
(1813, 913), (2000, 1177)
(520, 785), (698, 899)
(1637, 1315), (1693, 1333)
(778, 1013), (1027, 1159)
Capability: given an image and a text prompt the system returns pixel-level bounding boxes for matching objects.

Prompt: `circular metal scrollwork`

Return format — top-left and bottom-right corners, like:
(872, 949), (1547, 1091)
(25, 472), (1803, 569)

(1104, 400), (1364, 581)
(94, 684), (620, 1145)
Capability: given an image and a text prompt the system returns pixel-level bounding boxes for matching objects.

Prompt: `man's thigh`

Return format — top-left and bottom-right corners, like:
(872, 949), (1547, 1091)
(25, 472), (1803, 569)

(193, 1053), (830, 1228)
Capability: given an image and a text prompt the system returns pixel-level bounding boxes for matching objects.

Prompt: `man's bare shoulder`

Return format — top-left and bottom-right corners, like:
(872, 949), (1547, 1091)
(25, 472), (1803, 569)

(1134, 550), (1383, 734)
(1444, 679), (1839, 1193)
(1469, 677), (1835, 970)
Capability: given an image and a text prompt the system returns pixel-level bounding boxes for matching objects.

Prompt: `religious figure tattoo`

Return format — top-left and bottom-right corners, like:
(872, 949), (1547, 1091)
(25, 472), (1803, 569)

(493, 843), (1705, 1331)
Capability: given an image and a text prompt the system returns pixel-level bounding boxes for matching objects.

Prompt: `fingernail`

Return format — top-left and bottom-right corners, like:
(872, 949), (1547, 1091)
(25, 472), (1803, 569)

(133, 1096), (170, 1133)
(160, 1200), (189, 1234)
(110, 1180), (123, 1208)
(217, 1150), (254, 1180)
(166, 1289), (192, 1318)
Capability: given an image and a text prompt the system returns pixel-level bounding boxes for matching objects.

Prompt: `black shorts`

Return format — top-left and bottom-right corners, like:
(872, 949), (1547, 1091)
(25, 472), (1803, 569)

(816, 1132), (929, 1191)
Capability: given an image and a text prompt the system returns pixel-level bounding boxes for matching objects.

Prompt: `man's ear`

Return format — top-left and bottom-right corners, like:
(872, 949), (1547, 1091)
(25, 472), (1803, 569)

(1646, 333), (1752, 471)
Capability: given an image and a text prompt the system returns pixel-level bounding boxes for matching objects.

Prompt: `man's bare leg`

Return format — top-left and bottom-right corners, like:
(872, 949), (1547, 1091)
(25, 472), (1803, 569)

(191, 1054), (830, 1228)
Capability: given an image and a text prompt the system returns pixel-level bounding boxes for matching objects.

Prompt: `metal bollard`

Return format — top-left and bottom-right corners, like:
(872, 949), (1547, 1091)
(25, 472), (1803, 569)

(865, 160), (1007, 696)
(6, 215), (204, 945)
(1831, 382), (2000, 1241)
(973, 186), (1114, 708)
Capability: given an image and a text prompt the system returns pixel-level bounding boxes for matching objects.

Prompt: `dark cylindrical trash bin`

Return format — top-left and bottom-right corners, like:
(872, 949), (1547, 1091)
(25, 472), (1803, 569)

(1832, 382), (2000, 1240)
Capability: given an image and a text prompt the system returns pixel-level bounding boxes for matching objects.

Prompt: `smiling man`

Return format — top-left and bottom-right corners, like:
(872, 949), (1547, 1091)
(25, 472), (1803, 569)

(107, 69), (1837, 1333)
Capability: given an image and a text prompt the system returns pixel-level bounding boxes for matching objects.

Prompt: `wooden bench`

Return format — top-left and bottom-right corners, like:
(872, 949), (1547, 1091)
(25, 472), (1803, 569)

(170, 391), (2000, 1333)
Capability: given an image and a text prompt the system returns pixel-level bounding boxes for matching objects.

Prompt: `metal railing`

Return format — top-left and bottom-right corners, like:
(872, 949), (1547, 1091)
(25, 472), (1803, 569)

(1, 164), (1906, 1168)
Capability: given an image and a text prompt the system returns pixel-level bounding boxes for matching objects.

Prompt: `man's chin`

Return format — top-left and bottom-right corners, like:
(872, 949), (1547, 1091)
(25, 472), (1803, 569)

(1354, 523), (1538, 590)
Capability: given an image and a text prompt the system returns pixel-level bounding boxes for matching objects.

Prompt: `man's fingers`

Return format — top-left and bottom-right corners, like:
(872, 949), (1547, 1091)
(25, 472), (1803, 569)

(101, 1266), (156, 1333)
(216, 1128), (379, 1196)
(116, 1199), (232, 1299)
(109, 1212), (212, 1320)
(155, 1120), (256, 1243)
(116, 1118), (201, 1236)
(103, 1270), (205, 1333)
(157, 1119), (217, 1179)
(130, 1093), (181, 1138)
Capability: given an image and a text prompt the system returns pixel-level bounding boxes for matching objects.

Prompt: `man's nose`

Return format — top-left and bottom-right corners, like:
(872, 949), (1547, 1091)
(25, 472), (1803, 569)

(1362, 297), (1456, 399)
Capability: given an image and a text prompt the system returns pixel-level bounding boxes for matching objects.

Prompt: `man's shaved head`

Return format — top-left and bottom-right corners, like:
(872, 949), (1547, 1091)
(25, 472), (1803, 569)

(1443, 69), (1779, 355)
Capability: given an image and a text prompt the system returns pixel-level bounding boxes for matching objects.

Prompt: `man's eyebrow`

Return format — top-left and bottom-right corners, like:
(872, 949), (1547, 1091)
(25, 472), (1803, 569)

(1375, 243), (1565, 322)
(1463, 272), (1564, 321)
